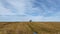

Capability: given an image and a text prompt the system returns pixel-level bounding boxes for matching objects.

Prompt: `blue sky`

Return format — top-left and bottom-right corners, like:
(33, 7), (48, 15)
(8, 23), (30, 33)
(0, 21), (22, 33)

(0, 0), (60, 22)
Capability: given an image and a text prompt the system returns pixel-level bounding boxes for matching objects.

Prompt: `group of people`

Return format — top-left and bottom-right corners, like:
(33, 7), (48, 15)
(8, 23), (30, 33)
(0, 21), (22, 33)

(29, 20), (32, 22)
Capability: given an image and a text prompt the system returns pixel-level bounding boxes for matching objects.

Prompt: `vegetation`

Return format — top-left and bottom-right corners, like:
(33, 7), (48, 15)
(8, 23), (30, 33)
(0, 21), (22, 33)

(0, 22), (60, 34)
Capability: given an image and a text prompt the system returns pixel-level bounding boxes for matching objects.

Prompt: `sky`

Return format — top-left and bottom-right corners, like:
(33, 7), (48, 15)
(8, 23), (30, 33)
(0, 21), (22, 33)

(0, 0), (60, 22)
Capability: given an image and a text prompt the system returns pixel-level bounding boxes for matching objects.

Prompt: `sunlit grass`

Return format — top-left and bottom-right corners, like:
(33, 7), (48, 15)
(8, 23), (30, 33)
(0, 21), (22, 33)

(0, 22), (60, 34)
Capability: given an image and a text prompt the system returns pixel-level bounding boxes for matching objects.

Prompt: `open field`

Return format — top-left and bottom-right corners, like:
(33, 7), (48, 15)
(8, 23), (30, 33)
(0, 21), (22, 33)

(0, 22), (60, 34)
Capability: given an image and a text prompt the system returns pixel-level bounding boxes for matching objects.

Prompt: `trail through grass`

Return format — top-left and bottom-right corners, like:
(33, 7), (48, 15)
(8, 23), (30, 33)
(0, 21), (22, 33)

(0, 22), (60, 34)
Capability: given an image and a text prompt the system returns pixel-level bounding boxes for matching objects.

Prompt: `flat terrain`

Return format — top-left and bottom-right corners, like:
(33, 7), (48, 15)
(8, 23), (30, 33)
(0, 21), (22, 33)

(0, 22), (60, 34)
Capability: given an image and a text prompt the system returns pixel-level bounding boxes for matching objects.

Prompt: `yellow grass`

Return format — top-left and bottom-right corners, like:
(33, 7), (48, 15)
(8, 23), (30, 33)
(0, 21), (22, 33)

(0, 22), (60, 34)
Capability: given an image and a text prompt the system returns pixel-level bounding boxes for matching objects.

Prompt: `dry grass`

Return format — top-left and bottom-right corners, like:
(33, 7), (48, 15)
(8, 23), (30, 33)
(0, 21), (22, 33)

(0, 22), (60, 34)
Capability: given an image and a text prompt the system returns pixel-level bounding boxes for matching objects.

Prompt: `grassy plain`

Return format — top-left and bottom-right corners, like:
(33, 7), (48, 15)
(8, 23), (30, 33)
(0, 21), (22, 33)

(0, 22), (60, 34)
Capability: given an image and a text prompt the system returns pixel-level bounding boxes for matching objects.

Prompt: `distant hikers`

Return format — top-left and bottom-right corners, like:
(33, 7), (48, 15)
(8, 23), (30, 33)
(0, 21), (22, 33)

(29, 20), (32, 22)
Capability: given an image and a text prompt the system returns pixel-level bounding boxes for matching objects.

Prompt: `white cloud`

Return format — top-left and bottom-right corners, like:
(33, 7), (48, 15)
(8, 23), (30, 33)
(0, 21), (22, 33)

(6, 0), (29, 15)
(0, 0), (60, 22)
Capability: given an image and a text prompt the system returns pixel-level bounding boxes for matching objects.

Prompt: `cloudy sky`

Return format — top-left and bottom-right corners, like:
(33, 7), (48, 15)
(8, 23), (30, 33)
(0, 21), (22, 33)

(0, 0), (60, 22)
